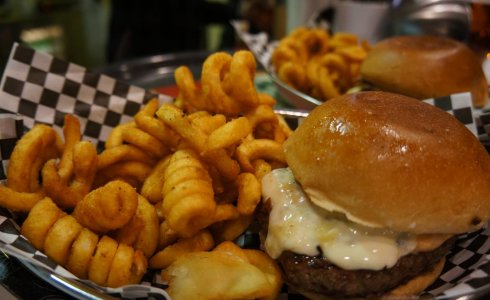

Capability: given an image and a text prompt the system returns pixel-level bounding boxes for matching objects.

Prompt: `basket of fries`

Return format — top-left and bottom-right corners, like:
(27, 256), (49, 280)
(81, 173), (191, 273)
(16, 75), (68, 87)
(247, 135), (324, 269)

(0, 43), (490, 300)
(232, 21), (370, 109)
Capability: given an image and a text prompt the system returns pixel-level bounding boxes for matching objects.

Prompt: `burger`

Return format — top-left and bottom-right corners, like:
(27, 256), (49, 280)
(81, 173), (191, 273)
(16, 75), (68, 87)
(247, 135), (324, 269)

(259, 91), (490, 299)
(359, 35), (488, 108)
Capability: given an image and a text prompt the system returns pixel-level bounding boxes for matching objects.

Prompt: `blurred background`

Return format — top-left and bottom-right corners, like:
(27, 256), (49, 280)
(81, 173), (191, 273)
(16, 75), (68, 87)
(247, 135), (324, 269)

(0, 0), (488, 81)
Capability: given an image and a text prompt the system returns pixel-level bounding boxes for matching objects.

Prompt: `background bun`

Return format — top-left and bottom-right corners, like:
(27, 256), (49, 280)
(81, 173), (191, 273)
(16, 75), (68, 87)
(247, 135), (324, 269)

(284, 91), (490, 234)
(360, 35), (488, 107)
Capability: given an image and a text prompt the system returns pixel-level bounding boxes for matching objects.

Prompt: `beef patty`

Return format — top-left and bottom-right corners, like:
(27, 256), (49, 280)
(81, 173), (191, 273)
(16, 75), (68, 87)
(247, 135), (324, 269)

(256, 200), (456, 298)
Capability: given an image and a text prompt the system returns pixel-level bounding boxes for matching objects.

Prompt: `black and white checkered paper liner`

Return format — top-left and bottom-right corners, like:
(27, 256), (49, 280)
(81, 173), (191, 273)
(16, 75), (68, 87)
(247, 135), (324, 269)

(0, 43), (489, 299)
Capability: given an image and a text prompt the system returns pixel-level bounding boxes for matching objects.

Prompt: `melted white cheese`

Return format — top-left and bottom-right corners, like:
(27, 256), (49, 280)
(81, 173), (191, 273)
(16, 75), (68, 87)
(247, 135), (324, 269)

(261, 168), (416, 271)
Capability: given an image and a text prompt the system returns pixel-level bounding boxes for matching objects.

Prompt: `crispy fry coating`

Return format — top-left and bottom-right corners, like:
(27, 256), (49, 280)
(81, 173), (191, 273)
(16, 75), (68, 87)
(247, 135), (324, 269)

(94, 161), (153, 189)
(205, 117), (251, 151)
(44, 215), (83, 265)
(42, 141), (98, 208)
(57, 115), (81, 180)
(21, 198), (147, 287)
(212, 214), (254, 244)
(236, 139), (286, 172)
(7, 124), (59, 193)
(0, 186), (45, 212)
(149, 229), (214, 269)
(113, 195), (159, 258)
(20, 198), (66, 249)
(135, 98), (182, 149)
(97, 144), (155, 171)
(122, 127), (170, 158)
(162, 149), (216, 237)
(140, 155), (171, 204)
(88, 235), (118, 285)
(236, 172), (261, 215)
(73, 180), (138, 233)
(66, 228), (99, 279)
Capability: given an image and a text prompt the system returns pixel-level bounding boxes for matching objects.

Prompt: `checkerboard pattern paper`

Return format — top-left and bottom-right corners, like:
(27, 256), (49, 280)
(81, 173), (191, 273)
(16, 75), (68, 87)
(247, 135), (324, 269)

(0, 43), (171, 152)
(423, 94), (478, 136)
(0, 43), (490, 299)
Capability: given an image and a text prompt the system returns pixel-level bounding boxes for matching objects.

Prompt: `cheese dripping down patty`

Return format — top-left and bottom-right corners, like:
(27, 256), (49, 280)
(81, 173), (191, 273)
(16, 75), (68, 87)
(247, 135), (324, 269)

(261, 168), (417, 271)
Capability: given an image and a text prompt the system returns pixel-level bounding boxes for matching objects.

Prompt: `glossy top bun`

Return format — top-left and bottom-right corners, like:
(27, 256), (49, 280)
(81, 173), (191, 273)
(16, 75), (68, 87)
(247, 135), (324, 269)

(284, 91), (490, 234)
(360, 35), (488, 107)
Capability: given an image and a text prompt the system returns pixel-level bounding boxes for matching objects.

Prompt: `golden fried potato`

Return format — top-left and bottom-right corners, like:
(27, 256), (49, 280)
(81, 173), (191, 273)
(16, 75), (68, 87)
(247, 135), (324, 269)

(73, 180), (138, 233)
(162, 241), (281, 300)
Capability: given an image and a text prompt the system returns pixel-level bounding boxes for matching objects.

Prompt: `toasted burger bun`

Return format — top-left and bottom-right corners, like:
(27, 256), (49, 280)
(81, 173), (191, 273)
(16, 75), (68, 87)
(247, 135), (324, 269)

(284, 91), (490, 235)
(386, 258), (445, 298)
(360, 35), (488, 107)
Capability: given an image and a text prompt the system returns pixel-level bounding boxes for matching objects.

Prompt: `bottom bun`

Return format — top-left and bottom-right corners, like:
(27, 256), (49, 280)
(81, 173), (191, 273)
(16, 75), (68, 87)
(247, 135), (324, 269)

(289, 258), (445, 300)
(386, 258), (445, 299)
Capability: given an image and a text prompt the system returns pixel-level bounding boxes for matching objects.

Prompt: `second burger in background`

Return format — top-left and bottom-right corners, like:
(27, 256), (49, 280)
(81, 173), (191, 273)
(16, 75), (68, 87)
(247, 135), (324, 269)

(259, 91), (490, 299)
(360, 35), (488, 107)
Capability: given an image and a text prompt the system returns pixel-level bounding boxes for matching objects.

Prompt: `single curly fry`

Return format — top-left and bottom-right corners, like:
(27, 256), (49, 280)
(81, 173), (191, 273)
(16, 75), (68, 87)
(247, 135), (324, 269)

(236, 172), (261, 215)
(205, 117), (251, 151)
(66, 228), (99, 279)
(222, 51), (259, 109)
(258, 93), (277, 106)
(320, 53), (348, 79)
(245, 105), (277, 130)
(335, 45), (368, 62)
(317, 67), (340, 99)
(122, 127), (170, 158)
(236, 139), (286, 172)
(105, 121), (136, 148)
(156, 104), (207, 153)
(302, 28), (330, 57)
(97, 144), (155, 171)
(149, 229), (214, 269)
(252, 159), (272, 182)
(73, 180), (138, 233)
(202, 149), (240, 181)
(42, 141), (98, 208)
(212, 213), (253, 244)
(201, 52), (242, 116)
(158, 220), (179, 249)
(330, 32), (359, 48)
(88, 235), (118, 286)
(175, 66), (207, 111)
(162, 150), (216, 237)
(134, 100), (181, 149)
(272, 36), (308, 69)
(106, 243), (135, 288)
(7, 124), (60, 193)
(20, 197), (66, 250)
(141, 155), (171, 204)
(43, 215), (83, 265)
(277, 61), (308, 91)
(213, 204), (240, 223)
(189, 113), (226, 135)
(0, 185), (45, 212)
(58, 115), (81, 181)
(94, 161), (153, 189)
(113, 195), (159, 258)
